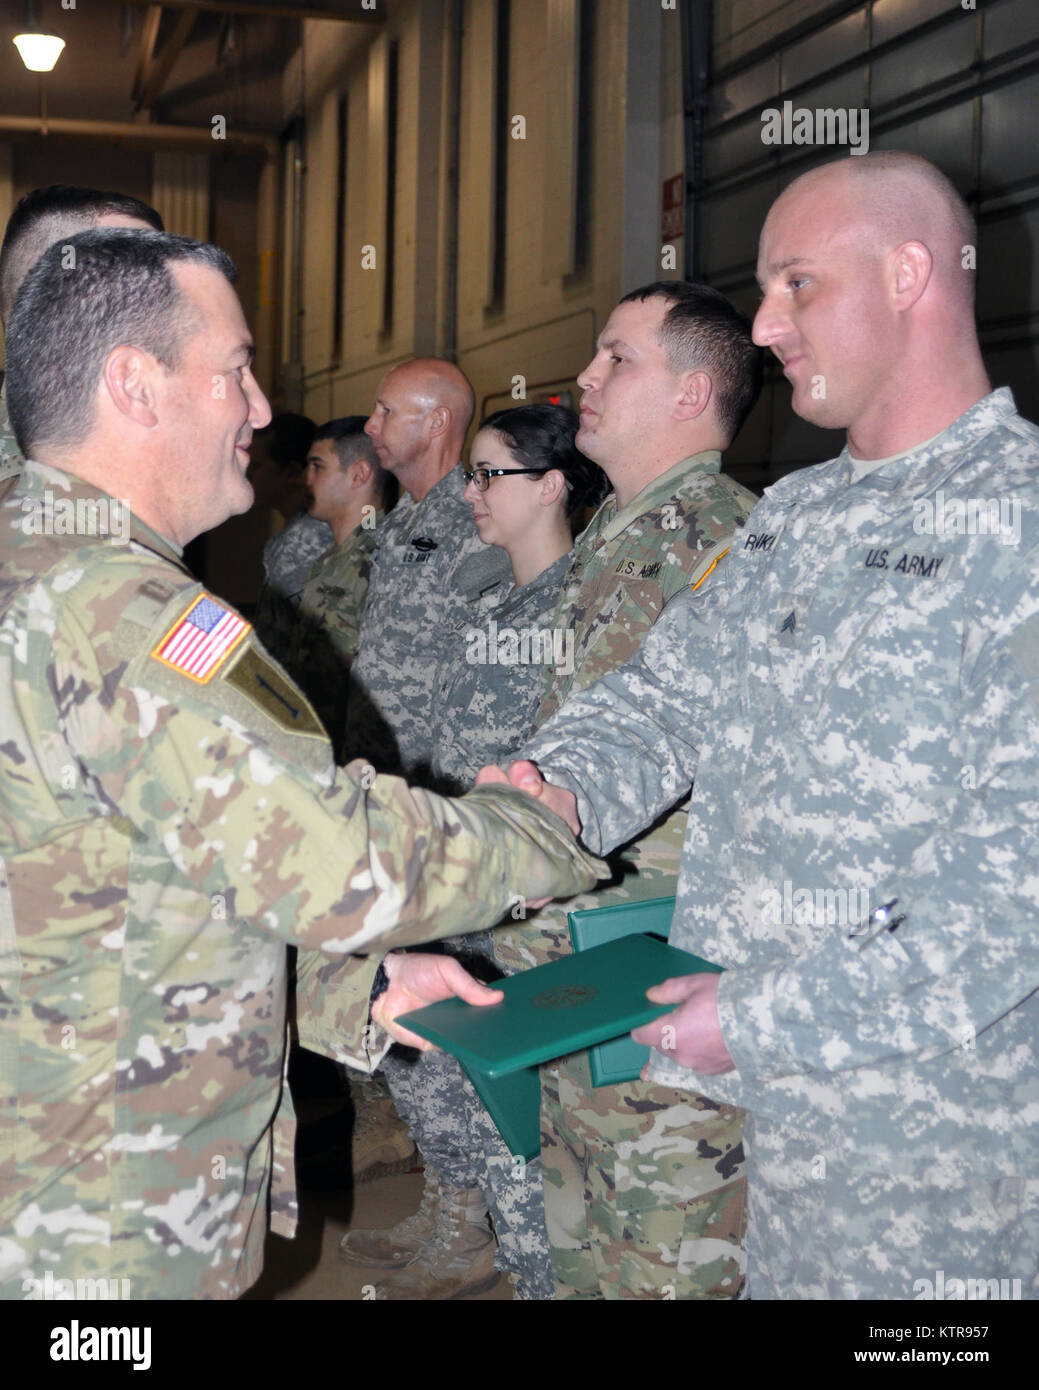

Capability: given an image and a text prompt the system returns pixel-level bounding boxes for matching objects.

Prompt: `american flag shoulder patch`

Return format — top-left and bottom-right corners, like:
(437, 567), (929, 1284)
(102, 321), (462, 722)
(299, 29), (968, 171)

(151, 592), (251, 683)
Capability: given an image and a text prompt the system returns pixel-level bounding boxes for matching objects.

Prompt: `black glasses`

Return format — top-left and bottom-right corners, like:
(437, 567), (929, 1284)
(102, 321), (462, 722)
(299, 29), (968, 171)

(463, 467), (546, 492)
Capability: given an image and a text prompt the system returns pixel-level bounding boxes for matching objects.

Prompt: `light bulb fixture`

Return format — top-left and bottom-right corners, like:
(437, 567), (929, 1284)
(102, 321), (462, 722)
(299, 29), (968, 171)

(13, 31), (65, 72)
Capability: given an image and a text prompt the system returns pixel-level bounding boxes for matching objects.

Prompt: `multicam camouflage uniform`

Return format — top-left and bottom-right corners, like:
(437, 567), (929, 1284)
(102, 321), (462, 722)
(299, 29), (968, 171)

(0, 459), (604, 1301)
(419, 549), (572, 1299)
(344, 467), (510, 777)
(523, 390), (1039, 1298)
(254, 510), (333, 667)
(496, 451), (757, 1300)
(0, 383), (24, 489)
(285, 517), (381, 760)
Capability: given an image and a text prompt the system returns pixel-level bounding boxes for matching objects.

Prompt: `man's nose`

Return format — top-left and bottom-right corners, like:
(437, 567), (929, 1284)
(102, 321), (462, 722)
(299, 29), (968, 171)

(246, 372), (272, 429)
(576, 356), (597, 392)
(752, 293), (786, 350)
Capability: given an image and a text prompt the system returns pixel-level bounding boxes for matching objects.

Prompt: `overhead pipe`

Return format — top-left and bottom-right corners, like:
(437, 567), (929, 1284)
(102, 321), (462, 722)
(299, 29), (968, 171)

(0, 113), (276, 159)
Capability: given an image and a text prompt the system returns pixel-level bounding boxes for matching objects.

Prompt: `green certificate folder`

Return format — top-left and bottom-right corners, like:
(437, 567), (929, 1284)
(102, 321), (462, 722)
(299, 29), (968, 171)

(568, 895), (723, 1087)
(398, 933), (708, 1160)
(398, 933), (703, 1076)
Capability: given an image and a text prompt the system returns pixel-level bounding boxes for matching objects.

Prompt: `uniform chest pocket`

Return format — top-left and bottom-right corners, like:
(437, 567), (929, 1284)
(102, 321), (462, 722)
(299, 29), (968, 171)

(576, 576), (667, 672)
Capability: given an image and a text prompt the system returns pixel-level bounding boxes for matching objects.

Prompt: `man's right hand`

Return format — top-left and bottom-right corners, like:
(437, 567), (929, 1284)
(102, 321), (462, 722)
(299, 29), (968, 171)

(475, 759), (581, 838)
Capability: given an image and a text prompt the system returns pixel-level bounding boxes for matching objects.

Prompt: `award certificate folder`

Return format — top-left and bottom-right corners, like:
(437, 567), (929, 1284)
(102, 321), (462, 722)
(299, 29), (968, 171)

(397, 933), (705, 1078)
(398, 933), (709, 1160)
(567, 895), (723, 1087)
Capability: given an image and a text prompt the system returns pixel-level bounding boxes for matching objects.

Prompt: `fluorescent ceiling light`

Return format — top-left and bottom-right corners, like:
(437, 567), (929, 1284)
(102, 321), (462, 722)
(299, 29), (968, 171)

(13, 32), (66, 72)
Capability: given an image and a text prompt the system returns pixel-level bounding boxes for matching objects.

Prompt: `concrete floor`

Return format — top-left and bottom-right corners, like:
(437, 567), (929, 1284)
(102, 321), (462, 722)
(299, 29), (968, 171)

(246, 1170), (513, 1301)
(245, 1045), (514, 1301)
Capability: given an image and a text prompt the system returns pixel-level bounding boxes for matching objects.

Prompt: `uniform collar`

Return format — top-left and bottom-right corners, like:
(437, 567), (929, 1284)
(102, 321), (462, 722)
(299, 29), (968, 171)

(594, 450), (723, 546)
(764, 389), (1019, 516)
(19, 458), (190, 570)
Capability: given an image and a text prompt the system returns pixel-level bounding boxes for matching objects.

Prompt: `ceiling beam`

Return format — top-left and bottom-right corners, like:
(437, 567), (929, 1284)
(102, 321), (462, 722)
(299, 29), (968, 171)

(131, 5), (163, 107)
(135, 7), (197, 113)
(121, 0), (384, 24)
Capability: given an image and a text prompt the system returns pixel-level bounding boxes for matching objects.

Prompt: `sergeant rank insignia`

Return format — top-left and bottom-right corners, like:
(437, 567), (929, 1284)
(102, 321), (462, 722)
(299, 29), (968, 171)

(151, 593), (251, 683)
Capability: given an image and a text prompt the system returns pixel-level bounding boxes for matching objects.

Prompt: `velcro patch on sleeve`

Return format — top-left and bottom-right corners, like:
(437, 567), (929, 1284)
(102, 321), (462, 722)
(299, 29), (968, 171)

(151, 592), (251, 683)
(223, 644), (327, 737)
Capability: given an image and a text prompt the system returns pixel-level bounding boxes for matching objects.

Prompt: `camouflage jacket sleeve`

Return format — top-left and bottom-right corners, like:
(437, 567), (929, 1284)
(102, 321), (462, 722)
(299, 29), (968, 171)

(521, 586), (713, 854)
(697, 554), (1039, 1091)
(39, 563), (606, 1028)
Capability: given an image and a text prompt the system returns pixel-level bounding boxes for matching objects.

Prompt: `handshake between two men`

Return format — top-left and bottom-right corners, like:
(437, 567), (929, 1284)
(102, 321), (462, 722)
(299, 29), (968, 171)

(375, 757), (734, 1080)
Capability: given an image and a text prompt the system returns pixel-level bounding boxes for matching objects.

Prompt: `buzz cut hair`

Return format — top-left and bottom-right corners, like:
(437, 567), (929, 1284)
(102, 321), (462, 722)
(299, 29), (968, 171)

(618, 280), (763, 444)
(0, 184), (163, 322)
(5, 228), (234, 459)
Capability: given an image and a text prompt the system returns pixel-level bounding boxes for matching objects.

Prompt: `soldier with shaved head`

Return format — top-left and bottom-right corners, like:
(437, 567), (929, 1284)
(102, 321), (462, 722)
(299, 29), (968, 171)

(340, 357), (521, 1296)
(482, 151), (1039, 1298)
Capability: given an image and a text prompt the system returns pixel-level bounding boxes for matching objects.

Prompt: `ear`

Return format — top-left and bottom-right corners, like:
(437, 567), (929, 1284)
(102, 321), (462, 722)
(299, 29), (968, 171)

(891, 240), (932, 311)
(539, 469), (568, 508)
(673, 368), (713, 423)
(102, 345), (162, 429)
(349, 457), (374, 489)
(426, 405), (451, 439)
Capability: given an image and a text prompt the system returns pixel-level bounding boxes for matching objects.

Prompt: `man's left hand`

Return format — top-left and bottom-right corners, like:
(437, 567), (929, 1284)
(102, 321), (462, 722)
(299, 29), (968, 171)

(371, 952), (504, 1051)
(631, 973), (736, 1076)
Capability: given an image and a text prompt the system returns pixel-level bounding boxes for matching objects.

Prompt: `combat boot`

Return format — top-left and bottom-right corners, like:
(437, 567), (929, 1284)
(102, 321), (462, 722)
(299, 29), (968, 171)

(371, 1184), (498, 1299)
(349, 1075), (416, 1184)
(338, 1166), (439, 1267)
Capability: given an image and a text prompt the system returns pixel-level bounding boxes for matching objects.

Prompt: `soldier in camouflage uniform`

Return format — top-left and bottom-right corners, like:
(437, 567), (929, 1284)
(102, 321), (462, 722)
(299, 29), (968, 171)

(284, 417), (402, 1182)
(0, 386), (21, 490)
(0, 184), (164, 493)
(360, 404), (608, 1301)
(249, 414), (332, 665)
(285, 416), (393, 760)
(484, 283), (761, 1300)
(343, 361), (511, 777)
(338, 359), (513, 1293)
(508, 153), (1039, 1298)
(0, 229), (606, 1300)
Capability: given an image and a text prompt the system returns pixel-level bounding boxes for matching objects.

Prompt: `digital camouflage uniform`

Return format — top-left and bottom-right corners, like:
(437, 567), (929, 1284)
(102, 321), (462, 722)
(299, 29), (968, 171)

(344, 466), (510, 778)
(498, 451), (757, 1300)
(422, 549), (572, 1298)
(285, 516), (381, 760)
(429, 550), (571, 793)
(340, 463), (513, 1282)
(523, 390), (1039, 1299)
(0, 459), (605, 1301)
(254, 510), (333, 667)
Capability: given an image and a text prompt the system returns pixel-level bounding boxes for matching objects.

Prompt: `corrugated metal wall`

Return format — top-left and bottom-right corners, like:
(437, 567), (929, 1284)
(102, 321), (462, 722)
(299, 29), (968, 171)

(685, 0), (1039, 489)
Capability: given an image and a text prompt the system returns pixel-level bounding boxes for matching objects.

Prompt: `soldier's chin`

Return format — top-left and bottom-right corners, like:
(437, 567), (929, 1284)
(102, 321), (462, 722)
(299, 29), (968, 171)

(791, 392), (843, 431)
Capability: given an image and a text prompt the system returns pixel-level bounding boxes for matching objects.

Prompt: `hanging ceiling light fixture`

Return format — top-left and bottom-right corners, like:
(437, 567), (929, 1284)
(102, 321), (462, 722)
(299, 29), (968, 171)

(13, 32), (65, 71)
(13, 1), (65, 73)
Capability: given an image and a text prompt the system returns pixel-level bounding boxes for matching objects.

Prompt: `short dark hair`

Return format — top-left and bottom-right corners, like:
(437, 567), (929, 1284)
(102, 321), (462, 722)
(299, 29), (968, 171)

(479, 402), (610, 525)
(6, 229), (234, 458)
(314, 414), (396, 509)
(619, 280), (763, 444)
(0, 184), (163, 321)
(253, 413), (316, 472)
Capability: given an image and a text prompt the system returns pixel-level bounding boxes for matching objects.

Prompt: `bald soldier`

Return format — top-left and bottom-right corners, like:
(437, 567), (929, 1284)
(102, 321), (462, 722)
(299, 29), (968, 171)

(482, 151), (1039, 1298)
(0, 185), (163, 488)
(0, 230), (605, 1300)
(344, 358), (511, 775)
(339, 358), (515, 1294)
